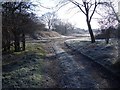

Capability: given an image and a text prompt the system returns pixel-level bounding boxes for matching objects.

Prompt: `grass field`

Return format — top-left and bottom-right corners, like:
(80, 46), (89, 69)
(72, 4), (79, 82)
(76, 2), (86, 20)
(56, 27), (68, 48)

(2, 42), (56, 88)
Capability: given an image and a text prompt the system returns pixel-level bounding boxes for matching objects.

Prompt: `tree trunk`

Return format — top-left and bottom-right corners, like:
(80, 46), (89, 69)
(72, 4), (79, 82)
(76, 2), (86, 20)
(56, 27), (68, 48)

(105, 29), (110, 44)
(48, 25), (52, 31)
(106, 38), (109, 44)
(14, 34), (20, 52)
(2, 41), (7, 52)
(86, 20), (95, 43)
(22, 33), (25, 51)
(7, 33), (11, 51)
(48, 25), (50, 30)
(7, 39), (10, 51)
(3, 34), (11, 52)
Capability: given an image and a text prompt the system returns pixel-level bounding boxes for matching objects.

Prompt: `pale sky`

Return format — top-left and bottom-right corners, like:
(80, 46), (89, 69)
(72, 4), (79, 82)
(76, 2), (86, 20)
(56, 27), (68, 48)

(31, 0), (119, 30)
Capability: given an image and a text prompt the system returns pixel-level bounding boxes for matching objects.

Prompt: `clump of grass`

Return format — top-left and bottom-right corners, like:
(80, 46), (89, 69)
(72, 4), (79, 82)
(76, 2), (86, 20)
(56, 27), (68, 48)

(26, 43), (46, 58)
(11, 43), (46, 59)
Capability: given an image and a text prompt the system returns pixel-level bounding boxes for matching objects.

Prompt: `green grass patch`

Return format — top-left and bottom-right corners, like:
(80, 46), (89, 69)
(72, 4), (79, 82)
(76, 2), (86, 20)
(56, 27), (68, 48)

(11, 43), (46, 58)
(25, 43), (46, 58)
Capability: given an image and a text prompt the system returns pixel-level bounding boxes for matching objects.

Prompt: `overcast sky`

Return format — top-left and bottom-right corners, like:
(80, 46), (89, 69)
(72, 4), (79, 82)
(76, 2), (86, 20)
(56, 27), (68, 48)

(31, 0), (119, 30)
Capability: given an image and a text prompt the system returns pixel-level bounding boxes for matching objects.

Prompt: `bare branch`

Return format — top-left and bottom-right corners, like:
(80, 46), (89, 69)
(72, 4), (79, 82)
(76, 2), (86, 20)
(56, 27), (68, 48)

(99, 1), (120, 23)
(39, 3), (52, 9)
(89, 1), (98, 22)
(69, 0), (86, 15)
(110, 3), (120, 23)
(67, 5), (78, 13)
(69, 10), (81, 18)
(89, 2), (95, 10)
(55, 1), (70, 12)
(95, 10), (105, 17)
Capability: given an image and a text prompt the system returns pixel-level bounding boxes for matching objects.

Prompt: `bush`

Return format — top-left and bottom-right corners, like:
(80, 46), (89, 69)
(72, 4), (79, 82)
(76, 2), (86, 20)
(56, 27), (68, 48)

(95, 33), (106, 39)
(95, 27), (118, 39)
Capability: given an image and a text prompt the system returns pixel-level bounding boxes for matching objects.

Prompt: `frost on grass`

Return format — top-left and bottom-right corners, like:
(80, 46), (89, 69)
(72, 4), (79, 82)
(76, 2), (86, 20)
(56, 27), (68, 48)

(2, 43), (56, 88)
(65, 39), (119, 72)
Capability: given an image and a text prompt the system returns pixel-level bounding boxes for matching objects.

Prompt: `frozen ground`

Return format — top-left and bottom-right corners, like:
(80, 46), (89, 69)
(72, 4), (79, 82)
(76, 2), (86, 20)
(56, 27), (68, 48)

(2, 43), (57, 88)
(65, 38), (120, 75)
(2, 37), (120, 88)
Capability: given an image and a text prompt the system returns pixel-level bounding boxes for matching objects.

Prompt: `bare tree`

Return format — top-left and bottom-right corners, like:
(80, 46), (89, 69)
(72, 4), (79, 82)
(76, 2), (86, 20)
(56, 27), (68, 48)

(54, 19), (75, 35)
(100, 0), (120, 23)
(97, 0), (119, 43)
(40, 12), (56, 31)
(57, 0), (102, 43)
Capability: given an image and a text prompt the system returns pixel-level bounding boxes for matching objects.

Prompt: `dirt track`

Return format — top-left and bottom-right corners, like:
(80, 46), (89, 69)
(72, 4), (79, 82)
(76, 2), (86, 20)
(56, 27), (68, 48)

(40, 37), (120, 88)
